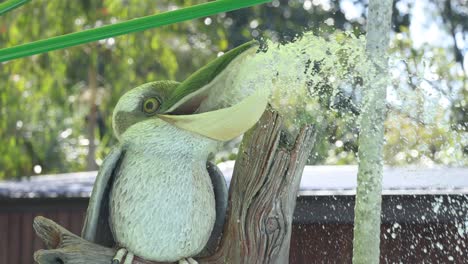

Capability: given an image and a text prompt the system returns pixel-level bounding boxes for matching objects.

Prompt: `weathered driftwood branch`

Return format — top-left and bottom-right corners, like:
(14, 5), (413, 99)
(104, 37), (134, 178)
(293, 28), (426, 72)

(33, 216), (170, 264)
(34, 216), (116, 264)
(33, 109), (315, 264)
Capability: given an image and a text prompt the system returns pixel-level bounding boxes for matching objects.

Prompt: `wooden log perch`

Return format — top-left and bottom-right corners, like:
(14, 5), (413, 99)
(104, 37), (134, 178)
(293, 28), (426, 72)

(33, 109), (316, 264)
(200, 109), (315, 263)
(34, 216), (117, 264)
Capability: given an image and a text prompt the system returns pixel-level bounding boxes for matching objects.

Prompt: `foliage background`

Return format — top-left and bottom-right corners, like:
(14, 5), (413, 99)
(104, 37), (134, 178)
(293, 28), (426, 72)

(0, 0), (466, 178)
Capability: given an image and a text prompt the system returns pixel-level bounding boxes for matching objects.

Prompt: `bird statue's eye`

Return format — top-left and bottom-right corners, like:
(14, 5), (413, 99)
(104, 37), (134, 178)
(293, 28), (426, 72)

(142, 97), (161, 115)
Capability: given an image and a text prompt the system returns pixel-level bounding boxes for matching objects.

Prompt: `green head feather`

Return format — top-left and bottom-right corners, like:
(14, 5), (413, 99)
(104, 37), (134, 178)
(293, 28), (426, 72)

(162, 40), (258, 114)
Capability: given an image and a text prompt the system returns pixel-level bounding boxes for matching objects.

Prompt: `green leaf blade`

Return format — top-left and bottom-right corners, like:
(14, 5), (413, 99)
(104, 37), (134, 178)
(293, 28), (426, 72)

(0, 0), (30, 16)
(0, 0), (271, 62)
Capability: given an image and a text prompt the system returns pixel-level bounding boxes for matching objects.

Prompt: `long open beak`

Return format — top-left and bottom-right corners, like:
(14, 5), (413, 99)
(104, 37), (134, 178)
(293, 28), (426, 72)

(158, 89), (269, 141)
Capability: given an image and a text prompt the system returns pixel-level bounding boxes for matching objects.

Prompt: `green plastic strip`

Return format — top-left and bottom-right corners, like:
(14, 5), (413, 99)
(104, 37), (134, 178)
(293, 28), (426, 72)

(0, 0), (30, 16)
(0, 0), (270, 62)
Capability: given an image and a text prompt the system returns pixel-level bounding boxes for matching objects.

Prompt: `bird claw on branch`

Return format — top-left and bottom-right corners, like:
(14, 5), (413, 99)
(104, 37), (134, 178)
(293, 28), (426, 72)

(33, 216), (172, 264)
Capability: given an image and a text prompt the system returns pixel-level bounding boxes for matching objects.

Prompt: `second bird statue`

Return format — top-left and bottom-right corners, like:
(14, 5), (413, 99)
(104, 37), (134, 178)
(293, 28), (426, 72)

(81, 41), (268, 264)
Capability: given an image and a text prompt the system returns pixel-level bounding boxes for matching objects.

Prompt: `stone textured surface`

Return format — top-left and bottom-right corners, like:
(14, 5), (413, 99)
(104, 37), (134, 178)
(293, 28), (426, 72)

(109, 120), (217, 261)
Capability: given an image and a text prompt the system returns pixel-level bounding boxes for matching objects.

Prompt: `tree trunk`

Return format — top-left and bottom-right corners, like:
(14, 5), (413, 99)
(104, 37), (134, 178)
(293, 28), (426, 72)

(201, 109), (315, 263)
(86, 50), (98, 171)
(33, 109), (316, 264)
(352, 1), (393, 264)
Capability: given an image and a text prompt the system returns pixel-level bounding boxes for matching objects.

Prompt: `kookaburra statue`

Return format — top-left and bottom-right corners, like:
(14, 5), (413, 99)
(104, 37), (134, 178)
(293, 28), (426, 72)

(81, 41), (268, 264)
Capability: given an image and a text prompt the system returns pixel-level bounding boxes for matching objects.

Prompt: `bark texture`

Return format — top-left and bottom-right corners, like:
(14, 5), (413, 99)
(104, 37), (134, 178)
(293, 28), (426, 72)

(33, 109), (315, 264)
(352, 1), (393, 264)
(201, 109), (315, 264)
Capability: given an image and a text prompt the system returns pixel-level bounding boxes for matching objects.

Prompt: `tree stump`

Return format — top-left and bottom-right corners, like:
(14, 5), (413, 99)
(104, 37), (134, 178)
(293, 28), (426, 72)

(33, 109), (316, 264)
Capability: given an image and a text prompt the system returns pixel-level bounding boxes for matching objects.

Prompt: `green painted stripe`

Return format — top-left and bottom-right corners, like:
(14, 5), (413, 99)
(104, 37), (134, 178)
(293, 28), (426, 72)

(0, 0), (30, 16)
(0, 0), (271, 62)
(163, 41), (258, 112)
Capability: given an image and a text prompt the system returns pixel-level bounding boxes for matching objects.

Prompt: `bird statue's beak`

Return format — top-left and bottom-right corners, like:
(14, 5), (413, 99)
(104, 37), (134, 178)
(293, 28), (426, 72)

(153, 40), (267, 141)
(158, 89), (269, 141)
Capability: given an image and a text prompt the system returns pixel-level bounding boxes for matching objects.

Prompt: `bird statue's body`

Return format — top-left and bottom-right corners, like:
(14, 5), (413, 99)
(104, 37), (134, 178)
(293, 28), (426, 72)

(110, 118), (218, 261)
(81, 41), (267, 264)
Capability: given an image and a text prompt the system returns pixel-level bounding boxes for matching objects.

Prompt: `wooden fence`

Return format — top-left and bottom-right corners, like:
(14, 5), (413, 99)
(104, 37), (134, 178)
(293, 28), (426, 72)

(0, 198), (87, 264)
(1, 194), (468, 263)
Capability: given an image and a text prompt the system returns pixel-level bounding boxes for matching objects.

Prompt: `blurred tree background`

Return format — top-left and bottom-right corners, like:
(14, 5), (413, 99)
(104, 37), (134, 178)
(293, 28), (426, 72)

(0, 0), (466, 178)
